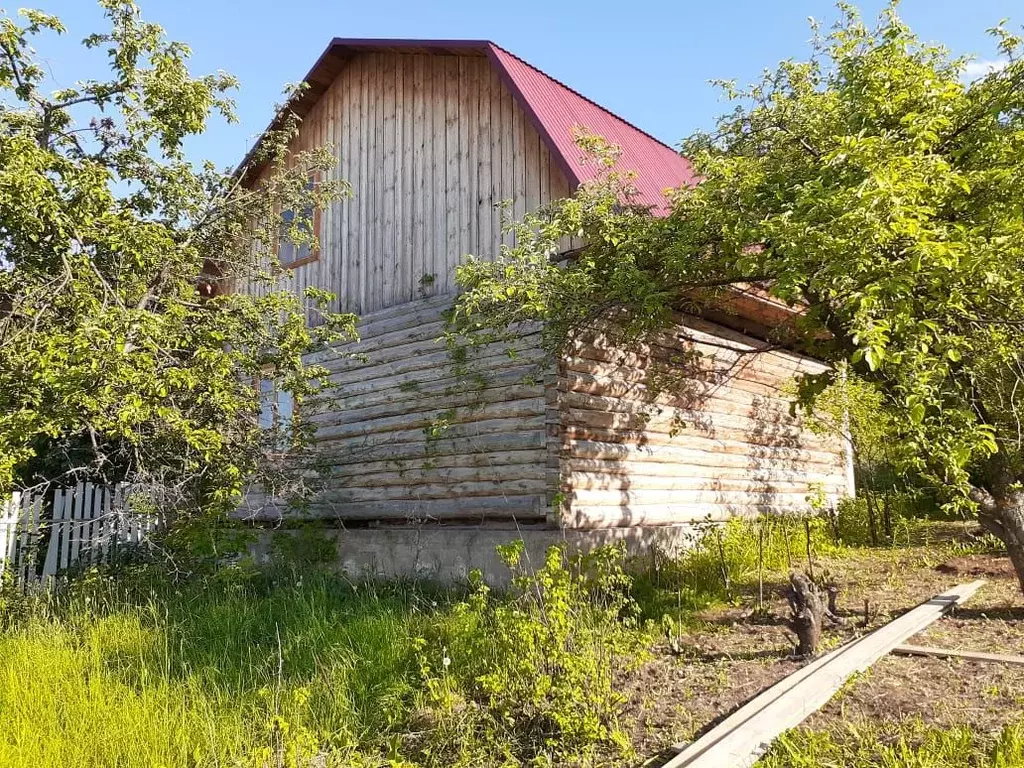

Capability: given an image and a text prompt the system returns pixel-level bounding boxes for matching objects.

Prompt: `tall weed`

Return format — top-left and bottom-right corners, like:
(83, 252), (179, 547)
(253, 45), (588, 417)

(415, 542), (649, 766)
(0, 541), (649, 768)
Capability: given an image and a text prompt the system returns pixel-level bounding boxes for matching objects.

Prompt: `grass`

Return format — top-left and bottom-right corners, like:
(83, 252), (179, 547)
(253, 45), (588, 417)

(0, 543), (650, 768)
(0, 569), (431, 767)
(0, 500), (1016, 768)
(759, 718), (1024, 767)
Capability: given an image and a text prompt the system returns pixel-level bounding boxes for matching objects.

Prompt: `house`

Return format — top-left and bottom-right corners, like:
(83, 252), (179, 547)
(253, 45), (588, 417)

(239, 39), (853, 580)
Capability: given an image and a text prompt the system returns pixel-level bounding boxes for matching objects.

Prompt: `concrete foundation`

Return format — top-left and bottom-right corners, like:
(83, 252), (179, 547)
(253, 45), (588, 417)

(253, 523), (703, 586)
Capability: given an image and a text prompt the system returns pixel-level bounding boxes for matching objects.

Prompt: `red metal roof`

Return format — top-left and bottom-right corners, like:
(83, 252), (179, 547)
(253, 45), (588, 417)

(240, 38), (696, 212)
(485, 43), (695, 213)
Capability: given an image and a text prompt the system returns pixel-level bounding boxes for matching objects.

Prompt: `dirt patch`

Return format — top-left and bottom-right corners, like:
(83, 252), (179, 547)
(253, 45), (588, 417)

(936, 554), (1018, 579)
(631, 545), (1024, 764)
(803, 652), (1024, 737)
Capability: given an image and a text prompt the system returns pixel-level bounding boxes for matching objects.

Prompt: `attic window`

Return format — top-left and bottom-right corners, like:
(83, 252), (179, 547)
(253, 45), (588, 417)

(277, 177), (320, 269)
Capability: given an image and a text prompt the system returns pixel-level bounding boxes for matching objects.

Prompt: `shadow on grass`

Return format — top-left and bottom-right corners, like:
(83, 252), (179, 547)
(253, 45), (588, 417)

(948, 606), (1024, 622)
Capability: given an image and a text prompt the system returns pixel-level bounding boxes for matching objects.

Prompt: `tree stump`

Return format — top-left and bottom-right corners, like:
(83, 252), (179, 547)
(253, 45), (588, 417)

(785, 571), (825, 658)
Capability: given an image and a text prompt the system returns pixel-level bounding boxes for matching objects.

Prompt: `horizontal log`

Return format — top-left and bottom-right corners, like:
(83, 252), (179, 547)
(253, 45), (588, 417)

(564, 471), (848, 495)
(315, 398), (546, 441)
(562, 408), (838, 452)
(316, 316), (545, 367)
(311, 432), (547, 465)
(563, 443), (845, 473)
(675, 312), (829, 365)
(324, 334), (544, 385)
(565, 503), (809, 529)
(328, 464), (548, 489)
(562, 356), (796, 404)
(312, 318), (448, 365)
(566, 410), (839, 455)
(308, 366), (540, 412)
(324, 345), (548, 391)
(561, 369), (809, 416)
(320, 330), (542, 377)
(349, 295), (453, 334)
(318, 477), (549, 503)
(310, 384), (544, 428)
(310, 415), (546, 448)
(570, 318), (828, 372)
(248, 495), (547, 522)
(315, 448), (547, 476)
(568, 345), (808, 394)
(562, 429), (845, 465)
(559, 390), (814, 434)
(310, 360), (548, 407)
(567, 488), (839, 508)
(573, 313), (827, 371)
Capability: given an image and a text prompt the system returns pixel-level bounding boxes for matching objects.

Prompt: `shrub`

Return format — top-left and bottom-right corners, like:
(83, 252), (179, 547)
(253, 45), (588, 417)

(415, 543), (650, 766)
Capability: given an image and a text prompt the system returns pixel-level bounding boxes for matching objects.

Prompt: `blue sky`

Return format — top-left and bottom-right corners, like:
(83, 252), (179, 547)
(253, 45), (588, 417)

(31, 1), (1021, 169)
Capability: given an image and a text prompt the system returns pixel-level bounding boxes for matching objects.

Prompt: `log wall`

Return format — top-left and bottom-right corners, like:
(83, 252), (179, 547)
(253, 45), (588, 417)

(555, 314), (854, 529)
(249, 303), (852, 529)
(295, 296), (554, 522)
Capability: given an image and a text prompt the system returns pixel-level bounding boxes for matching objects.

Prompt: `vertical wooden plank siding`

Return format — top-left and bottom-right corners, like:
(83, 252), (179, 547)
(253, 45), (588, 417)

(412, 55), (427, 297)
(443, 56), (460, 288)
(241, 52), (573, 317)
(555, 315), (853, 529)
(382, 53), (397, 308)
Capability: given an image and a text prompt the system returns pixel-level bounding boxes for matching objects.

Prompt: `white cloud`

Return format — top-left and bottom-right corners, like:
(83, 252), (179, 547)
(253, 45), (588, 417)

(963, 59), (1009, 80)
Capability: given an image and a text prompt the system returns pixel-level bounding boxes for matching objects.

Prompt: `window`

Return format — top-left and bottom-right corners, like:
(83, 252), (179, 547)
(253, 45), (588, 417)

(258, 377), (294, 433)
(277, 177), (320, 268)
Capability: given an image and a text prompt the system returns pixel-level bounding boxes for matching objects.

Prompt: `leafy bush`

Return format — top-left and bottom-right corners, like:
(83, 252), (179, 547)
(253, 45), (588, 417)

(415, 542), (649, 766)
(831, 490), (943, 547)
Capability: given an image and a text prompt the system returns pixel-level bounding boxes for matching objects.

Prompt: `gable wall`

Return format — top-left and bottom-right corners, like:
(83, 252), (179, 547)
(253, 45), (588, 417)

(246, 51), (573, 316)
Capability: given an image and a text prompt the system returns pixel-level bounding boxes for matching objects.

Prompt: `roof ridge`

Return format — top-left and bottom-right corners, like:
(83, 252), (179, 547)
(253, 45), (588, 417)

(486, 41), (681, 157)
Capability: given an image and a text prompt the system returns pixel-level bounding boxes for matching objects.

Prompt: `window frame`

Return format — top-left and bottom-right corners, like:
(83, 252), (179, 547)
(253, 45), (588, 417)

(256, 371), (295, 438)
(276, 174), (322, 270)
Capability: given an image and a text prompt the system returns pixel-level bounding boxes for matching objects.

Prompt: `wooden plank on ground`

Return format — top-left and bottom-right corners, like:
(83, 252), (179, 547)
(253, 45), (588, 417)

(661, 580), (986, 768)
(892, 644), (1024, 667)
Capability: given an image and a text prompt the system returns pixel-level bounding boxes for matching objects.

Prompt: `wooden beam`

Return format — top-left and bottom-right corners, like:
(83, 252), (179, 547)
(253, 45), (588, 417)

(661, 580), (986, 768)
(892, 644), (1024, 667)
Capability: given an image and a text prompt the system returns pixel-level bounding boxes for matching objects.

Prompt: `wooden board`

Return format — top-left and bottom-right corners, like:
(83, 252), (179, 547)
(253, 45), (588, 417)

(892, 644), (1024, 667)
(662, 580), (986, 768)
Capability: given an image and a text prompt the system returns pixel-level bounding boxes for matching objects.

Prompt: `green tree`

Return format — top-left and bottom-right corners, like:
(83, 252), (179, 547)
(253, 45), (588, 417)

(453, 5), (1024, 592)
(0, 2), (353, 512)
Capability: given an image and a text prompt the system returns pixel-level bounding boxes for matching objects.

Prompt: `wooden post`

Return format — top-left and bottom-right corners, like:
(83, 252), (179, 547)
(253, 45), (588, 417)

(865, 489), (879, 545)
(713, 525), (732, 599)
(804, 518), (814, 580)
(757, 518), (765, 612)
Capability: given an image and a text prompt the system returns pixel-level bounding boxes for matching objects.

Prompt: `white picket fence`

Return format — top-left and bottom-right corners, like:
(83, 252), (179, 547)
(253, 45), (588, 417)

(0, 483), (161, 586)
